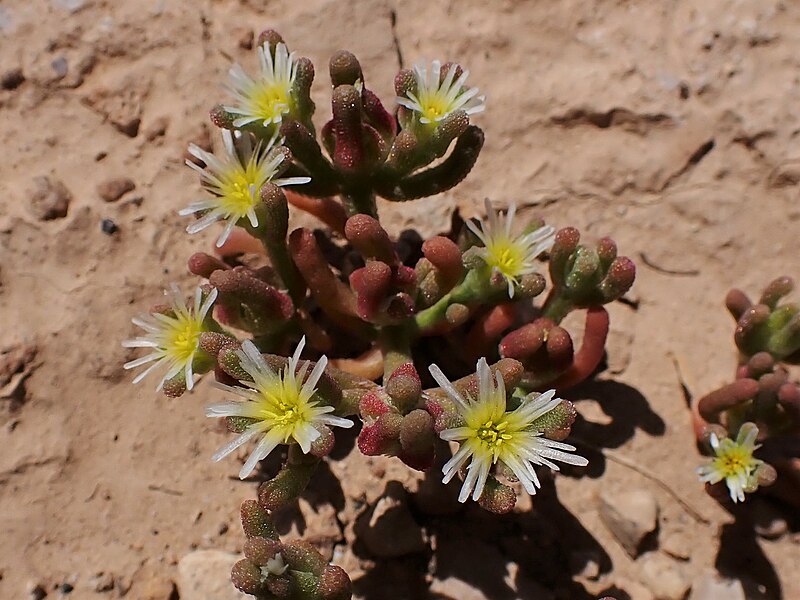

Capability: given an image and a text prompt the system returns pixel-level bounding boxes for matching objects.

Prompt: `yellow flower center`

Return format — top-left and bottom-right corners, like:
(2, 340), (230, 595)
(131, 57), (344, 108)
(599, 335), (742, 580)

(249, 82), (291, 123)
(219, 170), (259, 216)
(485, 237), (526, 279)
(419, 93), (452, 123)
(257, 379), (312, 438)
(166, 318), (204, 362)
(714, 446), (755, 478)
(476, 419), (512, 450)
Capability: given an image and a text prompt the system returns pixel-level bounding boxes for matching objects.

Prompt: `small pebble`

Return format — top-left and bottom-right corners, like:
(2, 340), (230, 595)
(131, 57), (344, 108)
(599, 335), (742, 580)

(101, 219), (118, 235)
(1, 67), (24, 90)
(30, 175), (71, 220)
(51, 56), (68, 78)
(97, 177), (135, 202)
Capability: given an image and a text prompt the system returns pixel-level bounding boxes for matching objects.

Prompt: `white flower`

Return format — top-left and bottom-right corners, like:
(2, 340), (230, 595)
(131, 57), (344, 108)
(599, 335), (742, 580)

(261, 553), (288, 578)
(397, 60), (485, 125)
(180, 129), (309, 247)
(225, 42), (298, 128)
(466, 199), (555, 298)
(697, 422), (764, 503)
(122, 285), (217, 391)
(429, 358), (588, 503)
(207, 337), (353, 479)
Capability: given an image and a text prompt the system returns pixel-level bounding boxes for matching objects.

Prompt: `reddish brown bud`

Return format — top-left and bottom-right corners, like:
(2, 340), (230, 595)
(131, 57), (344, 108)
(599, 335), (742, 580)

(422, 236), (463, 289)
(329, 50), (363, 86)
(188, 252), (228, 278)
(726, 288), (753, 320)
(399, 409), (435, 470)
(256, 29), (285, 51)
(345, 214), (396, 264)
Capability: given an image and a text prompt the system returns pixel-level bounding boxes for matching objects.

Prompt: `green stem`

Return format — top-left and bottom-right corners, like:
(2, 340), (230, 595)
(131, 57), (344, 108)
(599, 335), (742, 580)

(541, 289), (574, 324)
(260, 237), (306, 307)
(414, 270), (484, 333)
(379, 324), (413, 381)
(342, 188), (378, 218)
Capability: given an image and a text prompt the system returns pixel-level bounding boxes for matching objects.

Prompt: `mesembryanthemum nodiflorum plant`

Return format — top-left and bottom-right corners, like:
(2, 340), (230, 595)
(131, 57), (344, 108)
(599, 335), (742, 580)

(122, 29), (638, 599)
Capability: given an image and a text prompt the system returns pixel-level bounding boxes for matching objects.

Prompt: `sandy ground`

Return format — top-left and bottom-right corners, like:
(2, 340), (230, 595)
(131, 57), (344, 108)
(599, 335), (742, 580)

(1, 0), (800, 598)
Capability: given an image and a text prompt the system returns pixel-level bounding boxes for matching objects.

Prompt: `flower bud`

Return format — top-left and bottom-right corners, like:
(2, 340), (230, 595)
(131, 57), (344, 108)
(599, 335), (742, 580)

(256, 29), (285, 52)
(345, 214), (396, 264)
(385, 363), (422, 413)
(188, 252), (228, 279)
(329, 50), (363, 86)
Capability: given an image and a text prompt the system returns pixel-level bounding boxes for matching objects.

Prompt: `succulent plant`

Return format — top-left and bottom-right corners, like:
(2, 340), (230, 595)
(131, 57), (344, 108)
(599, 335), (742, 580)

(121, 30), (637, 597)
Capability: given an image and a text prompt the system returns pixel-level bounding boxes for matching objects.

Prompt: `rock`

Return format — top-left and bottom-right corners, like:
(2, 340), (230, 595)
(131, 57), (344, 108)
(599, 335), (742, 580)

(97, 177), (135, 202)
(51, 56), (68, 79)
(26, 581), (47, 600)
(235, 27), (254, 50)
(82, 77), (149, 137)
(598, 487), (659, 557)
(768, 162), (800, 188)
(614, 577), (654, 600)
(89, 571), (115, 592)
(101, 218), (118, 235)
(661, 529), (691, 561)
(139, 576), (178, 600)
(688, 572), (745, 600)
(638, 553), (690, 600)
(1, 67), (24, 90)
(355, 480), (426, 558)
(144, 116), (169, 141)
(29, 175), (71, 220)
(753, 498), (788, 540)
(177, 550), (241, 600)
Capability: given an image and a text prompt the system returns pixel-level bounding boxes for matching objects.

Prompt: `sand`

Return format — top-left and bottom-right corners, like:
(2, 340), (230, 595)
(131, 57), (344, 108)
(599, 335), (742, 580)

(1, 0), (799, 598)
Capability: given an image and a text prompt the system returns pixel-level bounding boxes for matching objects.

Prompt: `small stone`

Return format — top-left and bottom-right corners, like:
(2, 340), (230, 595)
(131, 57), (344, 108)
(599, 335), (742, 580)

(1, 67), (24, 90)
(101, 219), (118, 235)
(753, 498), (788, 540)
(598, 487), (658, 557)
(236, 27), (254, 50)
(58, 582), (74, 593)
(144, 116), (169, 141)
(30, 175), (71, 220)
(661, 530), (691, 561)
(26, 581), (47, 600)
(688, 571), (745, 600)
(355, 481), (426, 558)
(177, 550), (241, 600)
(89, 571), (114, 592)
(97, 177), (135, 202)
(638, 553), (690, 600)
(139, 576), (177, 600)
(769, 163), (800, 188)
(51, 57), (68, 78)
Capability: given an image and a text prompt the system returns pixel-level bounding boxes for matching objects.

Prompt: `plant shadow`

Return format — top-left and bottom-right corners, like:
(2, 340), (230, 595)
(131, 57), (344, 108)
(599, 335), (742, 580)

(351, 465), (623, 599)
(562, 378), (665, 478)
